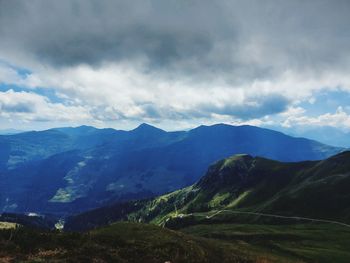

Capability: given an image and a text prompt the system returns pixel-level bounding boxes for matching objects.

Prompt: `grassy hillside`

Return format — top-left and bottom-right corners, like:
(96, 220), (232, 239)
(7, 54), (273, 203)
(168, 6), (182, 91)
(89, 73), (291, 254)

(65, 151), (350, 230)
(1, 222), (350, 262)
(4, 152), (350, 262)
(0, 222), (17, 229)
(182, 223), (350, 263)
(0, 222), (254, 263)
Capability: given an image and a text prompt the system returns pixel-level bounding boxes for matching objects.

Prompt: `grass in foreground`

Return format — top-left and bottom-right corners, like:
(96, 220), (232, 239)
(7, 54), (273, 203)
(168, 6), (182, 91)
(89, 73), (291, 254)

(181, 223), (350, 263)
(0, 222), (253, 263)
(1, 222), (349, 262)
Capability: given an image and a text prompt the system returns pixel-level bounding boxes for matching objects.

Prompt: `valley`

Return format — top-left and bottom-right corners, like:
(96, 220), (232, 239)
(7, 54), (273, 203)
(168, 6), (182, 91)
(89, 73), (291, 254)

(0, 124), (341, 215)
(0, 126), (349, 262)
(65, 151), (350, 231)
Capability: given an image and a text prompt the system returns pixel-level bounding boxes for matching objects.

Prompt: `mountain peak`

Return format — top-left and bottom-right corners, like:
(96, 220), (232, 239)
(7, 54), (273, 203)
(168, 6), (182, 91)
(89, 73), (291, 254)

(197, 154), (255, 189)
(132, 123), (165, 133)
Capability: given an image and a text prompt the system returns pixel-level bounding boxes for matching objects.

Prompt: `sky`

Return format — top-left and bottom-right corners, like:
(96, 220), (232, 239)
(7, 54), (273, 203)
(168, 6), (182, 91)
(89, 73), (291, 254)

(0, 0), (350, 133)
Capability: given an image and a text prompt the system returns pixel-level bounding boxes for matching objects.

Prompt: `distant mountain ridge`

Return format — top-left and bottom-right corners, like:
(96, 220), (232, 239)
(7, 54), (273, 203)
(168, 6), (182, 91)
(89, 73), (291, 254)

(0, 129), (25, 135)
(271, 125), (350, 148)
(0, 123), (343, 215)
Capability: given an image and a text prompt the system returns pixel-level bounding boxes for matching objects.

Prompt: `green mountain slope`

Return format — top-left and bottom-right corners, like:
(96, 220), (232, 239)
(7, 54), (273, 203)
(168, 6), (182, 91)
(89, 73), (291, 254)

(5, 151), (350, 263)
(65, 151), (350, 230)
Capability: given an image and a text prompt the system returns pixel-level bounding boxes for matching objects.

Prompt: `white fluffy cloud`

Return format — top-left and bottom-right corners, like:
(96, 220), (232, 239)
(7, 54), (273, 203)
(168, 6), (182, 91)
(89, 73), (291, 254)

(1, 61), (350, 130)
(0, 89), (91, 123)
(0, 1), (349, 130)
(20, 64), (350, 116)
(282, 106), (350, 130)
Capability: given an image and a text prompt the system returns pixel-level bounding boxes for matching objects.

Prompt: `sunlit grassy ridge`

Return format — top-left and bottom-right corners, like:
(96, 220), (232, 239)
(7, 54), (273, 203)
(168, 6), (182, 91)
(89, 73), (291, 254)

(66, 151), (350, 231)
(0, 222), (17, 229)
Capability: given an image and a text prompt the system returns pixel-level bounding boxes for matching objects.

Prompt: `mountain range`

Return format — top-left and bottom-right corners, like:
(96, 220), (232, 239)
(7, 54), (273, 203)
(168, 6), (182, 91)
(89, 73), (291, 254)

(272, 125), (350, 148)
(0, 128), (349, 262)
(0, 123), (343, 215)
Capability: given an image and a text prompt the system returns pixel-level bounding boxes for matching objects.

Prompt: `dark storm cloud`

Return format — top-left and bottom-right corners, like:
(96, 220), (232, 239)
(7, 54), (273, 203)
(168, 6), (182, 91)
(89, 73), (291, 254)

(0, 0), (232, 69)
(0, 0), (350, 124)
(134, 94), (289, 121)
(196, 94), (290, 120)
(1, 102), (34, 113)
(1, 0), (348, 79)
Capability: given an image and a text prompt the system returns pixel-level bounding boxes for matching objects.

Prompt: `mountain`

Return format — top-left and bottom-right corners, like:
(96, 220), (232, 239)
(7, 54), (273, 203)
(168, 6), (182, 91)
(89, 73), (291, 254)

(3, 151), (350, 263)
(0, 129), (25, 135)
(0, 124), (343, 215)
(64, 151), (350, 231)
(0, 212), (57, 230)
(272, 125), (350, 148)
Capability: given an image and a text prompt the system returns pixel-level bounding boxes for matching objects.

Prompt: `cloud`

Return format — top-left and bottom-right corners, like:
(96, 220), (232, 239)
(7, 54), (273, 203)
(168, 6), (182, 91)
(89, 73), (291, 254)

(282, 106), (350, 130)
(0, 1), (230, 72)
(8, 64), (293, 122)
(196, 94), (289, 119)
(0, 62), (42, 88)
(1, 61), (350, 128)
(0, 0), (349, 129)
(1, 1), (349, 79)
(0, 90), (91, 122)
